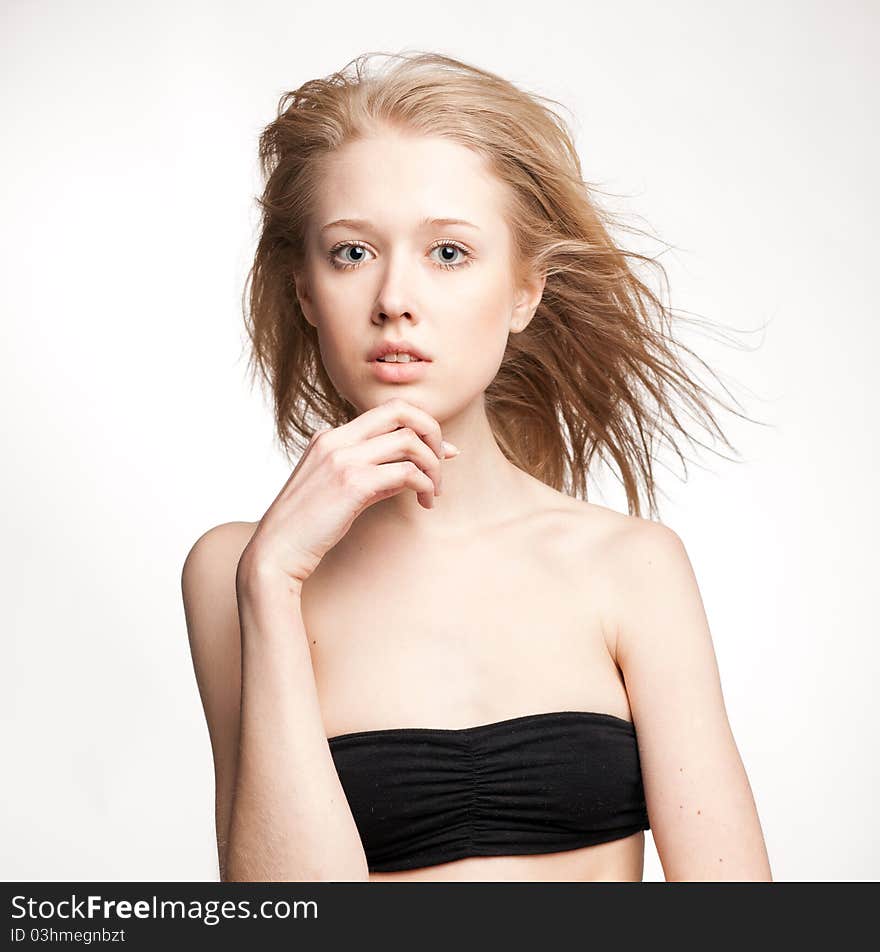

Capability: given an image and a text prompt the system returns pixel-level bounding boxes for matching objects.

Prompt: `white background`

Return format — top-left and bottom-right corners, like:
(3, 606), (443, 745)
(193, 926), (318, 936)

(2, 0), (877, 881)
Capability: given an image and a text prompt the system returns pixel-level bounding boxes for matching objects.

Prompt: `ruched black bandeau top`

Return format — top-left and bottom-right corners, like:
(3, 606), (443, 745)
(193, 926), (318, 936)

(327, 710), (650, 873)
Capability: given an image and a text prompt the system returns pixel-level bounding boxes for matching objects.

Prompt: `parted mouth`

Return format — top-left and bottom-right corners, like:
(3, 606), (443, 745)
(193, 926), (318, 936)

(367, 339), (432, 362)
(375, 354), (424, 363)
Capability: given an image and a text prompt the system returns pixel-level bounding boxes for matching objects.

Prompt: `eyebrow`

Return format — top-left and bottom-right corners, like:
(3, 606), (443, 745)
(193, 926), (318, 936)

(319, 216), (481, 233)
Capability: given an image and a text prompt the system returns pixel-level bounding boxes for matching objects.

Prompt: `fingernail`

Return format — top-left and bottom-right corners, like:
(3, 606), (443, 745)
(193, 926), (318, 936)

(441, 440), (461, 457)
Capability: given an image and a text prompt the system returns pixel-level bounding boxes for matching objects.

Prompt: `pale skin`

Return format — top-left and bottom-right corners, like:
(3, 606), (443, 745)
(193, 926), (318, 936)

(182, 128), (773, 881)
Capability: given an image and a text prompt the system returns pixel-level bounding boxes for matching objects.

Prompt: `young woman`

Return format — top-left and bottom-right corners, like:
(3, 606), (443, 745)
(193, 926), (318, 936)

(181, 51), (773, 882)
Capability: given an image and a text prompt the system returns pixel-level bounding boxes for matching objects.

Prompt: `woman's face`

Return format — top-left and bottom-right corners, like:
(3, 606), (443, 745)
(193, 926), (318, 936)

(295, 129), (543, 421)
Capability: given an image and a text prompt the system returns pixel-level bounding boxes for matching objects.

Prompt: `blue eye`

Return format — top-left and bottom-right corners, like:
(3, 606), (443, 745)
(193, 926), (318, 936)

(330, 243), (372, 268)
(328, 240), (474, 272)
(429, 242), (472, 269)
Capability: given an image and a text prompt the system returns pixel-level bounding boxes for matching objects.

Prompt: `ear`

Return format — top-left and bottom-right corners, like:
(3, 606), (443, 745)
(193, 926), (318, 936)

(510, 268), (546, 334)
(293, 271), (316, 328)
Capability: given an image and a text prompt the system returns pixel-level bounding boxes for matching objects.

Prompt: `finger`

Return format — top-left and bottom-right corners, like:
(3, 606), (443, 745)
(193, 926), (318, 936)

(369, 461), (436, 509)
(355, 427), (444, 497)
(345, 398), (445, 463)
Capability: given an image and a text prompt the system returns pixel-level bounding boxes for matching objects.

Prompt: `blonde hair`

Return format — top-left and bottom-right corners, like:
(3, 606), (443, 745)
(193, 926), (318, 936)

(243, 50), (765, 519)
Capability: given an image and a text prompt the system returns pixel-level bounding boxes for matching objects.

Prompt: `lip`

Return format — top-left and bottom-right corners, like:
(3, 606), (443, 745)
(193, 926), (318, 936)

(367, 339), (432, 362)
(369, 358), (430, 383)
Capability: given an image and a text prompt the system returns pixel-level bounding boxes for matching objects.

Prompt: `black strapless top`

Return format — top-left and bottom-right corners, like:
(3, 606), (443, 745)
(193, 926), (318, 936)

(327, 710), (650, 873)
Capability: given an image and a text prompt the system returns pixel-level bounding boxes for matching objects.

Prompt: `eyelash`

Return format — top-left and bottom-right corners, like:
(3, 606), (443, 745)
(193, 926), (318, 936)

(327, 239), (475, 272)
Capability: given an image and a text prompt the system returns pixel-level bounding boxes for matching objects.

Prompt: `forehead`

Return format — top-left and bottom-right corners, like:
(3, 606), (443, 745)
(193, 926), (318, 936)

(311, 132), (509, 230)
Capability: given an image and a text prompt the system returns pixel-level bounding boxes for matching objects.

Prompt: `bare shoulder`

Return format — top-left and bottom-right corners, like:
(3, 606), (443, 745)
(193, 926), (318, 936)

(593, 509), (691, 599)
(182, 521), (259, 579)
(590, 504), (685, 562)
(180, 521), (260, 659)
(533, 483), (674, 559)
(546, 493), (689, 663)
(590, 508), (697, 665)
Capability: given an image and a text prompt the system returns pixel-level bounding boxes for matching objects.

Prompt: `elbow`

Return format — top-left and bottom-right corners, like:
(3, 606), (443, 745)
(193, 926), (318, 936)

(297, 854), (371, 882)
(662, 852), (774, 883)
(307, 863), (370, 883)
(222, 868), (369, 883)
(221, 852), (370, 883)
(221, 819), (371, 882)
(657, 828), (774, 882)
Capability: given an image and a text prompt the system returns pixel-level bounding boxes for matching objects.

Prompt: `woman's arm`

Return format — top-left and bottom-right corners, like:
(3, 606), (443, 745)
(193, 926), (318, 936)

(603, 520), (773, 881)
(182, 522), (369, 882)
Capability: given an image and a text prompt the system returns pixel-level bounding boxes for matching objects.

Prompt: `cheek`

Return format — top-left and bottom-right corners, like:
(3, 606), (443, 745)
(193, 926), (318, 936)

(453, 280), (512, 355)
(443, 307), (511, 394)
(311, 314), (363, 405)
(316, 322), (353, 377)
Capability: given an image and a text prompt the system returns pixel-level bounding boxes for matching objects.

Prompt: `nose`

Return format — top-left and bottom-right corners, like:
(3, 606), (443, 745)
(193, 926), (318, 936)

(372, 251), (417, 324)
(376, 307), (413, 323)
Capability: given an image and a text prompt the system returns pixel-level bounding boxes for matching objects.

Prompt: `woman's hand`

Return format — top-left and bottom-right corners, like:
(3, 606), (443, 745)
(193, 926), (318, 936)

(238, 397), (460, 590)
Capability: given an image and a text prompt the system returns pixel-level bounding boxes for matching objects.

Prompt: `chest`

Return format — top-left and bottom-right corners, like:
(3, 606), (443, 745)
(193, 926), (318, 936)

(299, 513), (627, 736)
